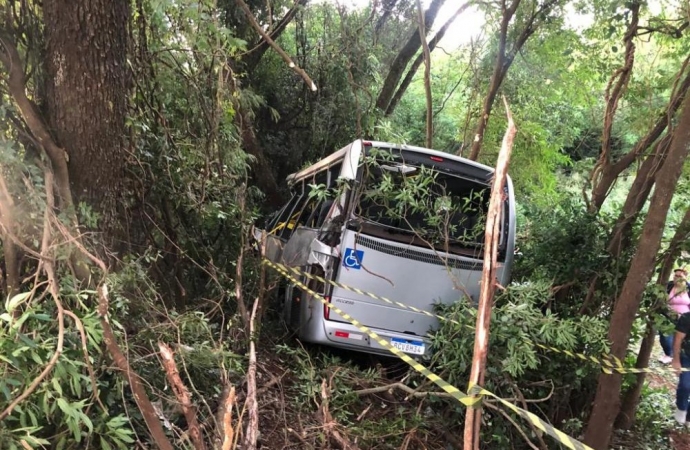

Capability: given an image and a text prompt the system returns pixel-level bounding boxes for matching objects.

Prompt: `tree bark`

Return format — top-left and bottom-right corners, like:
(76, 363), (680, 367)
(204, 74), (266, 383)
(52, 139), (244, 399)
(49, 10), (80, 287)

(43, 0), (129, 237)
(375, 0), (446, 113)
(616, 206), (690, 429)
(463, 99), (516, 449)
(583, 92), (690, 450)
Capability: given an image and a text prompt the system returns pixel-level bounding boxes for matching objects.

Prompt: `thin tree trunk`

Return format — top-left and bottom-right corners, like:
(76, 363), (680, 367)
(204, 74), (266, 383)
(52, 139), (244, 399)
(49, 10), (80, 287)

(579, 135), (670, 316)
(463, 98), (516, 449)
(589, 50), (690, 212)
(583, 92), (690, 450)
(385, 2), (470, 116)
(587, 2), (639, 211)
(375, 0), (446, 113)
(0, 173), (20, 300)
(374, 0), (400, 42)
(466, 0), (561, 161)
(416, 0), (433, 148)
(606, 134), (671, 256)
(243, 298), (260, 450)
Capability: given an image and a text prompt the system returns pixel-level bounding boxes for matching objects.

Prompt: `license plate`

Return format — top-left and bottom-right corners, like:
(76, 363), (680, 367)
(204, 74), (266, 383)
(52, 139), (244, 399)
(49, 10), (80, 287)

(391, 338), (425, 355)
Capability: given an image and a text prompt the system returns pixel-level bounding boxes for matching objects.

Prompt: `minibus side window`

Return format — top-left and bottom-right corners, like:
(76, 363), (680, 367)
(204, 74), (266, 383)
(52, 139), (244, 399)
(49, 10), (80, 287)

(300, 171), (330, 228)
(269, 190), (302, 237)
(277, 193), (306, 239)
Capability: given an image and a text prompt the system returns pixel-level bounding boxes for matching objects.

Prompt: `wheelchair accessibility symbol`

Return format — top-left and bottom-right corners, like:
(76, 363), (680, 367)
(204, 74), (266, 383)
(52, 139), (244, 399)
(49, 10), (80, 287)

(343, 248), (364, 270)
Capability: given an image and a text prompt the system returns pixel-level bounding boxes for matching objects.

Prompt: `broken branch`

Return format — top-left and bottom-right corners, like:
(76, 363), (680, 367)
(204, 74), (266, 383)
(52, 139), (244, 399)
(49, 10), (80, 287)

(159, 342), (207, 450)
(235, 0), (316, 91)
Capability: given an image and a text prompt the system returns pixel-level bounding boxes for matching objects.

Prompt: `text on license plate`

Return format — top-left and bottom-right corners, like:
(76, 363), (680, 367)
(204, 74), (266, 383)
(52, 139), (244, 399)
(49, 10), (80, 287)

(391, 338), (425, 355)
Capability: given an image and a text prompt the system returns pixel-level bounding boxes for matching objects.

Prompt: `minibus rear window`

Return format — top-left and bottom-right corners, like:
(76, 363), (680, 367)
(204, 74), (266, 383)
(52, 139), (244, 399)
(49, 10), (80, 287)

(354, 158), (493, 251)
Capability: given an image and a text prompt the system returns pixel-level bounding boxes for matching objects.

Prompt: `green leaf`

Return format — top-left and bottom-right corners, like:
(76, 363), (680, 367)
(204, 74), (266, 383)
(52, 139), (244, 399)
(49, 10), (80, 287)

(52, 378), (63, 396)
(6, 292), (31, 312)
(100, 437), (113, 450)
(56, 397), (73, 417)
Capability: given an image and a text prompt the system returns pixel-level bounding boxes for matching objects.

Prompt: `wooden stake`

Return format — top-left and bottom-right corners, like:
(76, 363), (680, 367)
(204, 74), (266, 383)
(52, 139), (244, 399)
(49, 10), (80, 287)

(463, 96), (517, 450)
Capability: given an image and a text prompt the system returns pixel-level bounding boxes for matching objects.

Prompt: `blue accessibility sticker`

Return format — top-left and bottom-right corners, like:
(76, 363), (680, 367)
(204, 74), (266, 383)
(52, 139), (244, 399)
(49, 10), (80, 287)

(342, 248), (364, 269)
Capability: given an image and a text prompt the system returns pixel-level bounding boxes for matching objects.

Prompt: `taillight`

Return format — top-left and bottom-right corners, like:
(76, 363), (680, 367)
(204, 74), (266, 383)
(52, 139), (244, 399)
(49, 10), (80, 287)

(362, 141), (372, 146)
(323, 296), (331, 319)
(335, 330), (349, 338)
(430, 156), (444, 162)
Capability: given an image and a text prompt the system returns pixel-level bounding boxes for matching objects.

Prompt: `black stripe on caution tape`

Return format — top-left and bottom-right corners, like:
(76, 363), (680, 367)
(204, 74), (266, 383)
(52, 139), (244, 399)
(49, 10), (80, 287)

(270, 261), (625, 372)
(264, 259), (593, 450)
(601, 365), (690, 374)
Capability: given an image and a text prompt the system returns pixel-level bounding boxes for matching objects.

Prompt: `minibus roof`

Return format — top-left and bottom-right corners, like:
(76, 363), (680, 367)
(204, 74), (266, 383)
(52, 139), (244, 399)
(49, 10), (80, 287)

(285, 140), (499, 186)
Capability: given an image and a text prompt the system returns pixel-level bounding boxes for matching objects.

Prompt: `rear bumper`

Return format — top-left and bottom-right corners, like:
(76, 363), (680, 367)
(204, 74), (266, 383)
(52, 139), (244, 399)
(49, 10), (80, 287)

(303, 317), (431, 358)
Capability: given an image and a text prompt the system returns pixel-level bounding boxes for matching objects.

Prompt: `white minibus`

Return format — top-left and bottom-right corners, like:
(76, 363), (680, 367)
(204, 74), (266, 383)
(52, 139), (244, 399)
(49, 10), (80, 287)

(256, 139), (516, 357)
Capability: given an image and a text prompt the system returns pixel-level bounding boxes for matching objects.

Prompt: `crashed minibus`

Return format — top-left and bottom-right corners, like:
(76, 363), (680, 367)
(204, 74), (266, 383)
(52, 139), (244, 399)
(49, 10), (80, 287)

(255, 139), (516, 357)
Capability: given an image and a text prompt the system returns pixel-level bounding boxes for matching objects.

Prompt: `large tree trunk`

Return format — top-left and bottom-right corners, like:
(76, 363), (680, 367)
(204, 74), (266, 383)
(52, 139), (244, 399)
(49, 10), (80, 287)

(43, 0), (130, 238)
(375, 0), (446, 113)
(583, 93), (690, 450)
(616, 206), (690, 429)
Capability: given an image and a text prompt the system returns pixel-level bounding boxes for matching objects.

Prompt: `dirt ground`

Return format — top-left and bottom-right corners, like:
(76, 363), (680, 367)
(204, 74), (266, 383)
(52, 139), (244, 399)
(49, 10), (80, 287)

(255, 328), (690, 449)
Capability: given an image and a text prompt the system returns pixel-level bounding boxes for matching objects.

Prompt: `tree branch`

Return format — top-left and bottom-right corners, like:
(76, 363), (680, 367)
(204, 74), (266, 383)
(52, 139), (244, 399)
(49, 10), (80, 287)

(0, 32), (74, 211)
(98, 285), (174, 450)
(159, 342), (207, 450)
(244, 0), (309, 71)
(385, 2), (471, 116)
(243, 298), (260, 450)
(588, 2), (640, 211)
(235, 0), (316, 91)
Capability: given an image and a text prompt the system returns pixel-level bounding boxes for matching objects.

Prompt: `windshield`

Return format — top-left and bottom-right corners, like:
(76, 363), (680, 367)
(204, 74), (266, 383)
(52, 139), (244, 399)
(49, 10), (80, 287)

(353, 152), (492, 254)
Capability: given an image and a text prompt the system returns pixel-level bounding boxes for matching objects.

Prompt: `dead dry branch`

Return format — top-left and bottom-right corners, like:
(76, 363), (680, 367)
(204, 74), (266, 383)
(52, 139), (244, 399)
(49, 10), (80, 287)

(98, 285), (175, 450)
(464, 96), (517, 450)
(243, 298), (260, 450)
(319, 379), (360, 450)
(159, 342), (207, 450)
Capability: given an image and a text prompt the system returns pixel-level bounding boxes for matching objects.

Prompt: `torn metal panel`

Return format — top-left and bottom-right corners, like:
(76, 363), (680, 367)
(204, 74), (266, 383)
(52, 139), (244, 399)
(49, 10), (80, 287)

(280, 227), (319, 267)
(279, 226), (337, 271)
(264, 233), (285, 263)
(308, 236), (336, 269)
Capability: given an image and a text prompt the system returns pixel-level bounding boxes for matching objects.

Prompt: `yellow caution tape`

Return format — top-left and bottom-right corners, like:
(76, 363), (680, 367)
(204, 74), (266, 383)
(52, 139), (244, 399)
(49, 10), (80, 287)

(269, 261), (625, 371)
(473, 385), (591, 450)
(263, 259), (593, 450)
(601, 365), (690, 374)
(265, 260), (480, 408)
